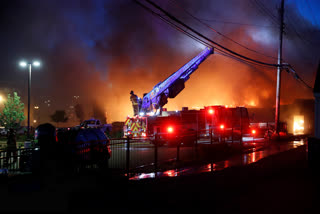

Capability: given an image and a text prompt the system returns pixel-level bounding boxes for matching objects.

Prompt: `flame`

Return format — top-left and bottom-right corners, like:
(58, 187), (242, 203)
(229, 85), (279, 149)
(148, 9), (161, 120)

(293, 115), (304, 135)
(249, 100), (256, 106)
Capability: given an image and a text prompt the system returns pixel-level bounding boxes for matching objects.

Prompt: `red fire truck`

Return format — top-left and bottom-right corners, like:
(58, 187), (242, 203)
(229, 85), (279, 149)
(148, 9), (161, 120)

(123, 105), (251, 145)
(125, 47), (251, 145)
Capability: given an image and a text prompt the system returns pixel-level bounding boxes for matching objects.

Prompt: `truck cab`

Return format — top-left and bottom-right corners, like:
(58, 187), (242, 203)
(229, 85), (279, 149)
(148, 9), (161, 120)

(81, 118), (101, 128)
(80, 118), (112, 133)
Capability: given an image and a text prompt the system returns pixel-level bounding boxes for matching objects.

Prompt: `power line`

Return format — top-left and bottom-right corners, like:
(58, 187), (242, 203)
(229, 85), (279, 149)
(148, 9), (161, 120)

(285, 14), (315, 47)
(285, 65), (313, 89)
(136, 0), (282, 68)
(305, 0), (320, 27)
(250, 0), (280, 26)
(134, 0), (214, 48)
(196, 18), (276, 28)
(144, 3), (274, 70)
(133, 0), (313, 90)
(169, 0), (278, 60)
(255, 0), (279, 20)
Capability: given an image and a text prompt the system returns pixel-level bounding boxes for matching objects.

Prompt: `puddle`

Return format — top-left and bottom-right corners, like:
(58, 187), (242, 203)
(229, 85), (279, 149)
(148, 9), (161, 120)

(129, 140), (305, 180)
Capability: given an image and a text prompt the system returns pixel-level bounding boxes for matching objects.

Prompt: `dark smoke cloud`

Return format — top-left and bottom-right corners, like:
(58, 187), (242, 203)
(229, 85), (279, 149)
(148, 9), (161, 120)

(0, 0), (319, 123)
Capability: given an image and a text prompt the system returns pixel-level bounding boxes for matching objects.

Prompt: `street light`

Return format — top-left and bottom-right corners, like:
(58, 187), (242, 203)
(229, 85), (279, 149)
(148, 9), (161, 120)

(19, 60), (41, 139)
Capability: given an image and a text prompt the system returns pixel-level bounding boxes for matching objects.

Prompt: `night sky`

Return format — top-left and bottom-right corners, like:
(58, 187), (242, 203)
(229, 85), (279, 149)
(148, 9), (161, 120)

(0, 0), (319, 123)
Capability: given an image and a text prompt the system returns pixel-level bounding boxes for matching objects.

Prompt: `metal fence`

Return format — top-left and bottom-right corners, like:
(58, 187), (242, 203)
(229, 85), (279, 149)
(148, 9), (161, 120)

(0, 148), (35, 172)
(108, 136), (198, 175)
(0, 127), (260, 176)
(107, 126), (251, 174)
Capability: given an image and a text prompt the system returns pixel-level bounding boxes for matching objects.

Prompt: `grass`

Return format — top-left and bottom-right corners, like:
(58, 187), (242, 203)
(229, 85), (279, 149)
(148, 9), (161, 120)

(0, 134), (34, 149)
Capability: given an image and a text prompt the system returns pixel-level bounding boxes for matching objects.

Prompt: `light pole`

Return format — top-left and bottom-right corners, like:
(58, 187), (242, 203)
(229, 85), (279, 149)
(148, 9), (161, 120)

(19, 60), (40, 139)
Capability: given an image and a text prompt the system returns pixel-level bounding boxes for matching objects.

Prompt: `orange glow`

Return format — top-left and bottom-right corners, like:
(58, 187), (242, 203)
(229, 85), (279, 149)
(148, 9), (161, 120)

(293, 115), (304, 135)
(164, 170), (177, 177)
(208, 109), (214, 114)
(66, 35), (311, 125)
(167, 127), (174, 133)
(249, 100), (256, 106)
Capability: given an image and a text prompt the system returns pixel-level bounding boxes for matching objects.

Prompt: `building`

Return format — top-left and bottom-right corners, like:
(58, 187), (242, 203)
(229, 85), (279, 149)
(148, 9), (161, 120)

(247, 99), (315, 135)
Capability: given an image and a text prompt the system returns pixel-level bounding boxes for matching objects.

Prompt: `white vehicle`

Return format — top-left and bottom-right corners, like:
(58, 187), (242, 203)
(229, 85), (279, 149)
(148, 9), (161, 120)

(0, 127), (7, 136)
(80, 118), (112, 133)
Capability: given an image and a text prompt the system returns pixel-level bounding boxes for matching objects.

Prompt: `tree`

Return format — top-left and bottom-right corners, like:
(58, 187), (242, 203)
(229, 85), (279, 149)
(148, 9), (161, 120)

(74, 103), (84, 123)
(50, 110), (68, 127)
(0, 92), (25, 130)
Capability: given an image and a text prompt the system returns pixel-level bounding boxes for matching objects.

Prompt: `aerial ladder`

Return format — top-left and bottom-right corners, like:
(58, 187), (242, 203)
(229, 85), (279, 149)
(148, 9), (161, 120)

(134, 47), (213, 115)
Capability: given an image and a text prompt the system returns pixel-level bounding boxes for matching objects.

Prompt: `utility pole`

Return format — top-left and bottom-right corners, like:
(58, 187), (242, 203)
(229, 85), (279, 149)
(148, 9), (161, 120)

(27, 63), (31, 139)
(275, 0), (285, 135)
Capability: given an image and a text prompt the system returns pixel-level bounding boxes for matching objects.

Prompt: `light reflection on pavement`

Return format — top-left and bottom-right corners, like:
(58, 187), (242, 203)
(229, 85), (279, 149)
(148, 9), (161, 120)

(129, 139), (305, 180)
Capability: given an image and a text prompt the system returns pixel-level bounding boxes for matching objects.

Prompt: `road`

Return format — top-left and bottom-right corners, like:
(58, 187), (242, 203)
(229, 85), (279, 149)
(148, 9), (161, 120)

(129, 139), (305, 180)
(108, 136), (267, 171)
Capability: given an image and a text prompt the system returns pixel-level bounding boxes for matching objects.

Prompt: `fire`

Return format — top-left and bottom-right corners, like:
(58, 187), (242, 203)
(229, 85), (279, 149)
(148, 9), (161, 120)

(249, 100), (256, 106)
(293, 115), (304, 135)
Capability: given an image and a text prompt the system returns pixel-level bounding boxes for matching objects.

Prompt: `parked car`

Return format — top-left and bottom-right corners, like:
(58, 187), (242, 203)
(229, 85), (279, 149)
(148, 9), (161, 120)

(0, 128), (7, 136)
(80, 118), (112, 133)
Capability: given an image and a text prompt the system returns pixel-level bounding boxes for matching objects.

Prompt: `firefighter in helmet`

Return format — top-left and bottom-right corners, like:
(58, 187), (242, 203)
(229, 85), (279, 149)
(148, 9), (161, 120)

(130, 90), (139, 116)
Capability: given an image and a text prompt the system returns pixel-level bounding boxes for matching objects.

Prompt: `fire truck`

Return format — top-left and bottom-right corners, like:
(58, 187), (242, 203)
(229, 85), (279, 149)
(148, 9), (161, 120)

(124, 47), (251, 144)
(123, 105), (251, 145)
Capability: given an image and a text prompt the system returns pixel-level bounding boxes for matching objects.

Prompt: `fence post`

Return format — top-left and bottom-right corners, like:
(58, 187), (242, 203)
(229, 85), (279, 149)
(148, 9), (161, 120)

(154, 134), (158, 173)
(126, 137), (130, 177)
(210, 128), (213, 145)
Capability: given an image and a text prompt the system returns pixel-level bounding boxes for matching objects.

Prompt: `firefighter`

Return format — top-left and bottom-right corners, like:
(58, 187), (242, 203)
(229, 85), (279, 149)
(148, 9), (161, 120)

(130, 90), (139, 116)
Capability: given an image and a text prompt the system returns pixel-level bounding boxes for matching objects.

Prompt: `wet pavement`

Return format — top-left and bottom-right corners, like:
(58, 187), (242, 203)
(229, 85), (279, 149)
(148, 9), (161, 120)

(2, 138), (315, 213)
(129, 139), (306, 180)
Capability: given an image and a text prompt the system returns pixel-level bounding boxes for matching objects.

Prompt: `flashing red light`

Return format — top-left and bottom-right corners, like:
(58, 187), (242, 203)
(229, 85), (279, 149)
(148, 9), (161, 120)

(208, 109), (214, 114)
(220, 124), (225, 129)
(128, 131), (131, 135)
(141, 132), (146, 137)
(167, 127), (174, 133)
(252, 129), (256, 134)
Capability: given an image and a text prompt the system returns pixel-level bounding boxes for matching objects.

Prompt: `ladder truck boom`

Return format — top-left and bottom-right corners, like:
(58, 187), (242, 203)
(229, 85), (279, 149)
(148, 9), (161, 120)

(139, 47), (213, 115)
